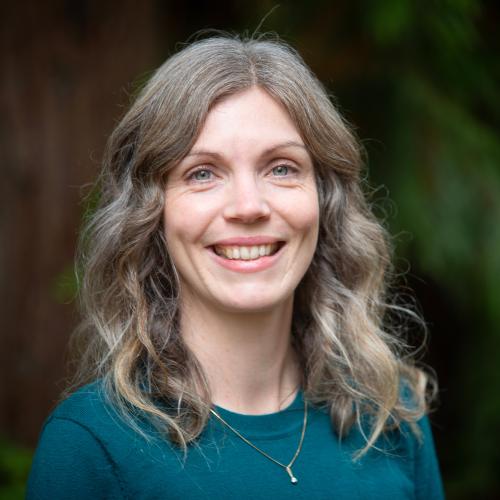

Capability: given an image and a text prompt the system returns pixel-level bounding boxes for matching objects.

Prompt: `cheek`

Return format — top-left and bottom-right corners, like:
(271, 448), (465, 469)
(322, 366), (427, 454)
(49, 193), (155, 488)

(163, 194), (220, 251)
(289, 191), (320, 265)
(163, 198), (193, 259)
(301, 198), (320, 228)
(283, 188), (320, 235)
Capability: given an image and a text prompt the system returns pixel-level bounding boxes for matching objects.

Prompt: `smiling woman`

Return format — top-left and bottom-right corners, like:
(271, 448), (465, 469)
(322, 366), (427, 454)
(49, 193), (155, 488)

(27, 35), (444, 499)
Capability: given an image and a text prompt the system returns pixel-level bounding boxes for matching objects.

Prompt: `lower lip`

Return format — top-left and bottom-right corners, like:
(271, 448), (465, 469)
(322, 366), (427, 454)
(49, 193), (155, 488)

(207, 245), (285, 273)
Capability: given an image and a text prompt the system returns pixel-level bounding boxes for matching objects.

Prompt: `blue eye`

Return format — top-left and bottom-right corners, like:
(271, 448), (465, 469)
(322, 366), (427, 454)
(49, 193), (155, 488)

(272, 165), (289, 176)
(190, 169), (213, 181)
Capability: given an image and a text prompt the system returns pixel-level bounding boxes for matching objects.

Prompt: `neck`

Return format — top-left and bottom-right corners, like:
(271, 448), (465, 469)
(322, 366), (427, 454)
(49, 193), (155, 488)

(180, 293), (300, 415)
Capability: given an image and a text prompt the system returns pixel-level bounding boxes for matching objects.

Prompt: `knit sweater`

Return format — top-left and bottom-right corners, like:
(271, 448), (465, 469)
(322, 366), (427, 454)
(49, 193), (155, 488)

(27, 382), (445, 499)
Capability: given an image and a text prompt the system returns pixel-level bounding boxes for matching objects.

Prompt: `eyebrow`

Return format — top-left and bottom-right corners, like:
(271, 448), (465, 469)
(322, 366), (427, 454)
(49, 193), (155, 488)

(185, 141), (309, 159)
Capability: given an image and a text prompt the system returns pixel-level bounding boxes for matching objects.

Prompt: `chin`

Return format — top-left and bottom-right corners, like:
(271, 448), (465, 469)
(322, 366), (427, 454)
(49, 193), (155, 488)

(213, 290), (293, 315)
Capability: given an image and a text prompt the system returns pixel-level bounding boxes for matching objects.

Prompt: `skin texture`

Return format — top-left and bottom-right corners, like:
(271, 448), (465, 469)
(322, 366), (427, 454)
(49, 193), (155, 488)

(163, 87), (319, 413)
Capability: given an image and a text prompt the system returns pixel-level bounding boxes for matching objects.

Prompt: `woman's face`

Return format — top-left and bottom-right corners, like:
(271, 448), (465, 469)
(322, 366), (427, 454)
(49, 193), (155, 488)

(163, 86), (319, 314)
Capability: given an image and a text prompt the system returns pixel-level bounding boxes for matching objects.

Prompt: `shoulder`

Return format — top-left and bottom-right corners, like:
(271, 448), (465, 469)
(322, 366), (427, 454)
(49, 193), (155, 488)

(27, 381), (128, 499)
(384, 392), (444, 500)
(401, 413), (445, 499)
(40, 379), (148, 462)
(50, 380), (113, 426)
(46, 380), (141, 440)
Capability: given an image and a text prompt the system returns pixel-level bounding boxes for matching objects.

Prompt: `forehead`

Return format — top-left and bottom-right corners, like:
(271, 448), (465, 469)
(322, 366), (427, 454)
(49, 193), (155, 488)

(191, 87), (304, 152)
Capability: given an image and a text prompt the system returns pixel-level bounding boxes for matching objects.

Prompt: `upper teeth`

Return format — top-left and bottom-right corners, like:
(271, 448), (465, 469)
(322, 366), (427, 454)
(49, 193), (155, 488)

(214, 244), (279, 260)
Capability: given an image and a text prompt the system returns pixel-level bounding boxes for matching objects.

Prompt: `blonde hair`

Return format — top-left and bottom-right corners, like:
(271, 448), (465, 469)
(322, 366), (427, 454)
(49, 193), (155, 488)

(71, 34), (436, 458)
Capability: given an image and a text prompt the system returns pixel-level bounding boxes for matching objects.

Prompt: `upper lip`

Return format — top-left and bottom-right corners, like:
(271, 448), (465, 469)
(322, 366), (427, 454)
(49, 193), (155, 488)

(210, 236), (284, 246)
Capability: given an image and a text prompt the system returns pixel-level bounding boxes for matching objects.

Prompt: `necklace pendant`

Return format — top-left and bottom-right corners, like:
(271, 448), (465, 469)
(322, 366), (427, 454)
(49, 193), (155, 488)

(286, 466), (298, 484)
(210, 402), (307, 487)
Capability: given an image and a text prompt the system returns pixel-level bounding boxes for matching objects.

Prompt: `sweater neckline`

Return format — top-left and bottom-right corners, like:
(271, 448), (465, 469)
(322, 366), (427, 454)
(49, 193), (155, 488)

(209, 390), (306, 440)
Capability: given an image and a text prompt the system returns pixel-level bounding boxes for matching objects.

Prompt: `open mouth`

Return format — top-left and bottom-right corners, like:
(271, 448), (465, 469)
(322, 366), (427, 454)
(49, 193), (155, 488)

(211, 242), (285, 261)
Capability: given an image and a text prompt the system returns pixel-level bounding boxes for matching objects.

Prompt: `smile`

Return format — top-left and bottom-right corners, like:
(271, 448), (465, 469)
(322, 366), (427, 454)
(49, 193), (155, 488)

(213, 243), (281, 260)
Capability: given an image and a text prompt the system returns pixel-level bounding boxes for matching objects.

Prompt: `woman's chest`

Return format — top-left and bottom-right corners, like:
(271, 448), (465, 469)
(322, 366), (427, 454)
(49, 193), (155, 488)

(110, 416), (416, 499)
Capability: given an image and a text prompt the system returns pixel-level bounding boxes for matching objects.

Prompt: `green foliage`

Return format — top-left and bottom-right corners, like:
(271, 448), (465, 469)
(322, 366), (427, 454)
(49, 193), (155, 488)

(386, 73), (500, 307)
(366, 0), (414, 46)
(50, 264), (79, 304)
(0, 438), (32, 500)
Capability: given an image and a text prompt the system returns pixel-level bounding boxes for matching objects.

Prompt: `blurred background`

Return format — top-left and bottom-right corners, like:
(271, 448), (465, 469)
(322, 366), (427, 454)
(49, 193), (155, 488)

(1, 1), (499, 498)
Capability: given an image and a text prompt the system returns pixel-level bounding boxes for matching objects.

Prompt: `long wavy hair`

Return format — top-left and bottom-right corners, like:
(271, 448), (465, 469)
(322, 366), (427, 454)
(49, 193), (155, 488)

(70, 34), (437, 458)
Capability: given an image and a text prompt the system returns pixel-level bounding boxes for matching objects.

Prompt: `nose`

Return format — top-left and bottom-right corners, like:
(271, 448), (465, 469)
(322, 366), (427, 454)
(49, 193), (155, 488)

(223, 173), (271, 223)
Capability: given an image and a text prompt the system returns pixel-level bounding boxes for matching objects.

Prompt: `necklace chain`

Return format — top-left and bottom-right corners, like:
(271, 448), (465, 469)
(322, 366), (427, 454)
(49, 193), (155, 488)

(209, 398), (308, 485)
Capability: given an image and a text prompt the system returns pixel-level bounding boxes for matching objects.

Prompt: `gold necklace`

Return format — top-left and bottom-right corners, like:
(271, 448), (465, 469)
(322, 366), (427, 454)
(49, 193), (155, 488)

(209, 399), (308, 485)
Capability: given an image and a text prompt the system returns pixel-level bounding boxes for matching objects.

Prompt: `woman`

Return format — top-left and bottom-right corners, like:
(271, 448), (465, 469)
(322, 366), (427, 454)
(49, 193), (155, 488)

(27, 35), (444, 499)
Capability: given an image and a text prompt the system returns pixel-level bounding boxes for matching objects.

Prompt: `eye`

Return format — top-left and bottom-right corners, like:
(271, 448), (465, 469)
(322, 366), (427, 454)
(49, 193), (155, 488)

(188, 168), (213, 182)
(272, 164), (291, 176)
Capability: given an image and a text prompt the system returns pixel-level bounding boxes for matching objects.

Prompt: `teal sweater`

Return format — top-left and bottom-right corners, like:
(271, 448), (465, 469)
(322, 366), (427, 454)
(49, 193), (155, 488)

(27, 382), (444, 499)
